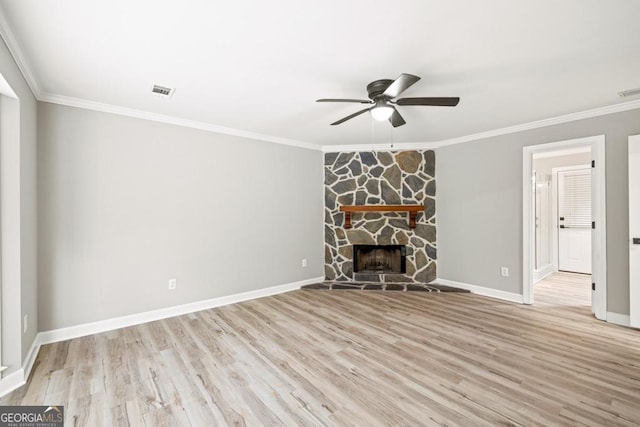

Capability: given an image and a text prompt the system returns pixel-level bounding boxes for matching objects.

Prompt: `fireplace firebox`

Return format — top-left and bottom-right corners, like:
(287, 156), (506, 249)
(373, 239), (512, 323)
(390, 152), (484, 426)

(353, 245), (406, 274)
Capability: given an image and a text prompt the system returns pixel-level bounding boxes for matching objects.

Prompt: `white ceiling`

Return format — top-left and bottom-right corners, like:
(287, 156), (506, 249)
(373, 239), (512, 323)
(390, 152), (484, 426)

(1, 0), (639, 149)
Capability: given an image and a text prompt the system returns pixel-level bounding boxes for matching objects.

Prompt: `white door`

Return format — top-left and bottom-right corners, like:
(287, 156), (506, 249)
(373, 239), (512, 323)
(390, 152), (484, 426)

(629, 135), (640, 328)
(558, 168), (592, 274)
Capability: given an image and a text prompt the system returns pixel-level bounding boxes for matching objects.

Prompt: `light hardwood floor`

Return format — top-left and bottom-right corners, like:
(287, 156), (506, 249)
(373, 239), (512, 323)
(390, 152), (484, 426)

(2, 285), (639, 426)
(535, 271), (591, 307)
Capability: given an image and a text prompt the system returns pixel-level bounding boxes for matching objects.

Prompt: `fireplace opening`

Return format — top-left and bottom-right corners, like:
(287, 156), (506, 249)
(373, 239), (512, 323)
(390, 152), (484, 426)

(353, 245), (406, 274)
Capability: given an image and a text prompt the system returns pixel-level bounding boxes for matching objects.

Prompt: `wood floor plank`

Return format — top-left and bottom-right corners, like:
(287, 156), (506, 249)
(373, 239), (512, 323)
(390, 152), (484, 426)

(3, 273), (639, 426)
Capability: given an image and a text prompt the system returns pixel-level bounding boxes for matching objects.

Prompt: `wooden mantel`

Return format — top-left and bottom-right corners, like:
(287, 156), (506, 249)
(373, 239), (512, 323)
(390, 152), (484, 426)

(339, 205), (425, 229)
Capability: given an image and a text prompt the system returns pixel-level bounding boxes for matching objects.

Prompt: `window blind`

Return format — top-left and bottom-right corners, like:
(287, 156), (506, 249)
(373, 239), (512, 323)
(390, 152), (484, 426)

(563, 173), (591, 228)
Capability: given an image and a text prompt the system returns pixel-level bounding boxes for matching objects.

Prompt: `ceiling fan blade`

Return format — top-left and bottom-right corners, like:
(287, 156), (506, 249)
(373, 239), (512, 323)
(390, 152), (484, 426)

(383, 73), (421, 98)
(396, 97), (460, 106)
(389, 107), (406, 128)
(330, 107), (372, 125)
(317, 98), (372, 104)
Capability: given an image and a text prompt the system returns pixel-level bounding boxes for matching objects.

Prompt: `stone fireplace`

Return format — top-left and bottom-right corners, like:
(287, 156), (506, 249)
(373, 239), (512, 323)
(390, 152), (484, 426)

(324, 150), (436, 283)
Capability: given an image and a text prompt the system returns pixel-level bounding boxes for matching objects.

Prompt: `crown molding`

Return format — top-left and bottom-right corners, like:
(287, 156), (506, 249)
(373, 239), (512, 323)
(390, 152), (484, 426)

(322, 99), (640, 153)
(37, 93), (640, 154)
(322, 140), (440, 153)
(40, 92), (323, 151)
(430, 99), (640, 149)
(0, 5), (42, 98)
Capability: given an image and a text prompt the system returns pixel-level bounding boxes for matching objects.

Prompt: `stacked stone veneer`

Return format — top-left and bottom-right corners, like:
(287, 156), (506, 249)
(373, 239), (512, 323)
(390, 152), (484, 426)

(324, 150), (436, 283)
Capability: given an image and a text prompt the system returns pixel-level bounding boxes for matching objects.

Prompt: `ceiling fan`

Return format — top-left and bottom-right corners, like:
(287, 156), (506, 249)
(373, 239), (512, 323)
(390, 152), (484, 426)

(317, 73), (460, 127)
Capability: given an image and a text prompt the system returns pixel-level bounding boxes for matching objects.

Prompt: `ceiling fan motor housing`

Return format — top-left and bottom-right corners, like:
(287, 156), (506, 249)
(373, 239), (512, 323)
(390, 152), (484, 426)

(366, 79), (394, 100)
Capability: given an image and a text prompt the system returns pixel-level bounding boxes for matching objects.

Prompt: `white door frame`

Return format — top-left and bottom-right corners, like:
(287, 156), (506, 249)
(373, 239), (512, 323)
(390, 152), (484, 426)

(523, 135), (607, 320)
(629, 135), (640, 328)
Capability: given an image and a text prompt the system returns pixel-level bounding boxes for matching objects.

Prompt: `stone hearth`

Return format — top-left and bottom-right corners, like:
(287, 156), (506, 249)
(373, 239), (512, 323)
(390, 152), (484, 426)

(302, 281), (468, 292)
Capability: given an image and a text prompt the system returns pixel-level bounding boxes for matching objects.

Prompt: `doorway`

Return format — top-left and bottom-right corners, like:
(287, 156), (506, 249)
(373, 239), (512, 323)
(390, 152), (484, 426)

(523, 135), (607, 320)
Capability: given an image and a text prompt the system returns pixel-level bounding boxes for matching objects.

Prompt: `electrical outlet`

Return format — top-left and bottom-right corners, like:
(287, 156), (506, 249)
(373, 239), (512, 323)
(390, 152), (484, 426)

(168, 279), (177, 290)
(501, 267), (509, 277)
(23, 315), (28, 333)
(302, 258), (308, 268)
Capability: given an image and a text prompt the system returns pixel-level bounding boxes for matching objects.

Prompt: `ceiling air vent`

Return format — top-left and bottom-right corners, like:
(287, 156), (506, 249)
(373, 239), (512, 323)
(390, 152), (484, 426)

(618, 87), (640, 98)
(151, 84), (175, 98)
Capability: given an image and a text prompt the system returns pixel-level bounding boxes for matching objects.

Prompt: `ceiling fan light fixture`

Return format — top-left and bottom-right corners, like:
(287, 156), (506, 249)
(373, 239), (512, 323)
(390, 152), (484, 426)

(370, 103), (393, 121)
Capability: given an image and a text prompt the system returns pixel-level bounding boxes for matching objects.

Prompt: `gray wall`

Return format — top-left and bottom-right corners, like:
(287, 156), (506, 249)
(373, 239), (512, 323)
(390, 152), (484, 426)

(437, 108), (640, 315)
(38, 103), (323, 331)
(0, 38), (38, 376)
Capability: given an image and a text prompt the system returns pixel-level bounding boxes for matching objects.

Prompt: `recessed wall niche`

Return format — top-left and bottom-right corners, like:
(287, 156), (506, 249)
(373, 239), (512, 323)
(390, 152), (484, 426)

(324, 150), (436, 283)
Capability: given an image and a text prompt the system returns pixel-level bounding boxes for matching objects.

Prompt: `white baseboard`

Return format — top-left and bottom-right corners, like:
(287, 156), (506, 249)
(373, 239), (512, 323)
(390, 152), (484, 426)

(39, 276), (323, 345)
(22, 334), (42, 381)
(0, 368), (26, 398)
(0, 276), (322, 399)
(533, 265), (555, 283)
(438, 280), (634, 327)
(606, 312), (631, 327)
(436, 278), (524, 304)
(0, 334), (44, 398)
